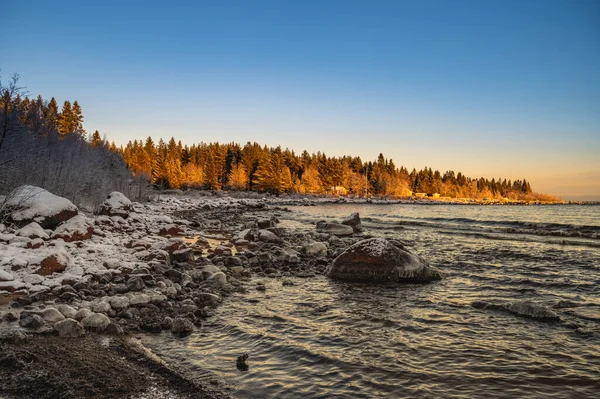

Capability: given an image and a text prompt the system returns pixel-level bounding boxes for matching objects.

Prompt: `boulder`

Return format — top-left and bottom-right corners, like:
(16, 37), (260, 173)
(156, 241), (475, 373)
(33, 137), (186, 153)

(98, 192), (132, 218)
(74, 308), (94, 321)
(0, 270), (14, 281)
(127, 276), (146, 292)
(326, 238), (442, 283)
(16, 222), (49, 239)
(233, 229), (253, 242)
(27, 238), (45, 249)
(341, 212), (363, 233)
(213, 245), (232, 256)
(54, 318), (85, 337)
(107, 296), (130, 310)
(257, 229), (282, 243)
(51, 215), (95, 242)
(256, 218), (275, 229)
(316, 221), (354, 237)
(35, 253), (69, 276)
(172, 248), (194, 262)
(56, 304), (78, 319)
(0, 280), (26, 292)
(19, 313), (45, 329)
(81, 313), (111, 331)
(171, 317), (194, 336)
(159, 224), (183, 236)
(504, 301), (559, 321)
(302, 242), (328, 257)
(36, 308), (65, 323)
(2, 186), (78, 229)
(205, 272), (228, 289)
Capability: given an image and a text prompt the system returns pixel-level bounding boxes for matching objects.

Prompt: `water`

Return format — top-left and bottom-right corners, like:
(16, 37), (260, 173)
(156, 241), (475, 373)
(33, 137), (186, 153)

(145, 204), (600, 398)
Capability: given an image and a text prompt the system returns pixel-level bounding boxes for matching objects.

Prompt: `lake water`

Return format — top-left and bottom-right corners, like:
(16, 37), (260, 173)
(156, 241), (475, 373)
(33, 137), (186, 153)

(146, 204), (600, 398)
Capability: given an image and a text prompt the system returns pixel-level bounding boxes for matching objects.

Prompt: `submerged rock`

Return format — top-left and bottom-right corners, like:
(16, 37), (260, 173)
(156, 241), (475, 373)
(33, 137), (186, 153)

(316, 221), (354, 237)
(326, 238), (442, 283)
(171, 317), (194, 336)
(504, 301), (560, 321)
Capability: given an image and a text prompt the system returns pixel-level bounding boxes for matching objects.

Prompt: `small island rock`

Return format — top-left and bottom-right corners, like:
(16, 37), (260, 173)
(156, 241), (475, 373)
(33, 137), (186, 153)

(326, 238), (442, 283)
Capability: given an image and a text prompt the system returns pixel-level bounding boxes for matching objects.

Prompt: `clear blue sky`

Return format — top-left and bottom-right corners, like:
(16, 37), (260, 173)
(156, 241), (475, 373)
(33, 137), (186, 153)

(1, 0), (599, 199)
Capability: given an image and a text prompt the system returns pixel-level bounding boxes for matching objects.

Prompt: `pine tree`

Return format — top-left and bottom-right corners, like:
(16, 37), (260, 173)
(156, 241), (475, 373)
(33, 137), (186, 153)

(203, 150), (219, 190)
(71, 100), (85, 137)
(45, 97), (60, 132)
(90, 130), (102, 147)
(227, 163), (248, 190)
(58, 100), (72, 135)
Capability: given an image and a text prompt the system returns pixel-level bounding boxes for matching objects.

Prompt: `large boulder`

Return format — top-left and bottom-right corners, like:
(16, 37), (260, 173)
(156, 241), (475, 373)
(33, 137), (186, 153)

(326, 238), (442, 283)
(2, 186), (78, 229)
(98, 192), (132, 218)
(341, 212), (363, 233)
(316, 221), (354, 237)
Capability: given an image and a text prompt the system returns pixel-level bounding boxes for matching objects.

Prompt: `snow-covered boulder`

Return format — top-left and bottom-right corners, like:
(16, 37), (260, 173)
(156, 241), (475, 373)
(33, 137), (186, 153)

(16, 222), (49, 239)
(2, 186), (78, 229)
(51, 215), (95, 242)
(98, 192), (132, 218)
(0, 270), (14, 281)
(326, 238), (442, 283)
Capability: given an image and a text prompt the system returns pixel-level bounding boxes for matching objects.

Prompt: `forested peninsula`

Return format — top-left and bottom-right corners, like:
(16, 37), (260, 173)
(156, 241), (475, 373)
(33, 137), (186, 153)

(1, 78), (559, 204)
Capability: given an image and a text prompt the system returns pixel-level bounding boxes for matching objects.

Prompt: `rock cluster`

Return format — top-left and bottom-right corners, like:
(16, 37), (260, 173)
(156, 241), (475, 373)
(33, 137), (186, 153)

(1, 189), (444, 343)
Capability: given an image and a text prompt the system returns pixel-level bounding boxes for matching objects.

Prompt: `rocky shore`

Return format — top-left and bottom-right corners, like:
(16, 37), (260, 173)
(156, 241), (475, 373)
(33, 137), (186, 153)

(0, 187), (441, 398)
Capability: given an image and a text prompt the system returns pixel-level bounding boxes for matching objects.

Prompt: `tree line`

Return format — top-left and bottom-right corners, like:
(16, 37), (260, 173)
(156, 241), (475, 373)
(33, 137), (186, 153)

(1, 74), (557, 203)
(0, 75), (134, 207)
(119, 137), (549, 201)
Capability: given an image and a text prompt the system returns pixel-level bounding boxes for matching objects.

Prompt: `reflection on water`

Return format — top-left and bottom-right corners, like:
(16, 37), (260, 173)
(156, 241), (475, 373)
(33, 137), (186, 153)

(146, 204), (600, 398)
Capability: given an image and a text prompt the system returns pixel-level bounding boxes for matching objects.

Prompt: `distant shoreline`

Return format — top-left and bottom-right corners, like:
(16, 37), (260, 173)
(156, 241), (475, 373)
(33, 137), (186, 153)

(153, 189), (599, 206)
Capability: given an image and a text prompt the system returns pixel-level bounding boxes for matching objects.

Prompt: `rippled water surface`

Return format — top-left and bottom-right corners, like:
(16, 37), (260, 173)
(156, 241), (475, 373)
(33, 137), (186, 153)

(146, 204), (600, 398)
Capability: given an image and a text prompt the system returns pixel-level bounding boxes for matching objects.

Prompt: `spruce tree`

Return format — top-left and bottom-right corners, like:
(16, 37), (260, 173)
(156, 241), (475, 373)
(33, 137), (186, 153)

(58, 100), (72, 135)
(90, 130), (102, 147)
(72, 100), (85, 137)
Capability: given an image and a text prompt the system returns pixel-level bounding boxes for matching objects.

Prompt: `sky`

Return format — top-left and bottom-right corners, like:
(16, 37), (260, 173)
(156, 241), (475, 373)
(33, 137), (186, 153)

(1, 0), (599, 200)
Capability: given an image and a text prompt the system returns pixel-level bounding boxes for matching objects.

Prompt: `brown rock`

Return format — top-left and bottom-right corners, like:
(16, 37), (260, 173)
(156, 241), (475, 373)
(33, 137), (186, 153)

(36, 254), (68, 276)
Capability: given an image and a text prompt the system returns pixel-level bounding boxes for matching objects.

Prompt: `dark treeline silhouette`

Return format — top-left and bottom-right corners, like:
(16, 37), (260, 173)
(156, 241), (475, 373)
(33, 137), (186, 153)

(0, 75), (134, 207)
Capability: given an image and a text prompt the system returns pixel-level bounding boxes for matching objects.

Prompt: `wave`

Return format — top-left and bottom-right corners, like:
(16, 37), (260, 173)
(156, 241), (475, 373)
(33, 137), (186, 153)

(381, 216), (600, 239)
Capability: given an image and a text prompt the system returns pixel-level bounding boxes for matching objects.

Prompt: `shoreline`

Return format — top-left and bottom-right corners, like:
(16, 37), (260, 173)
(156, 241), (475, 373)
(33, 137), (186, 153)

(0, 189), (370, 398)
(1, 189), (597, 398)
(153, 190), (596, 206)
